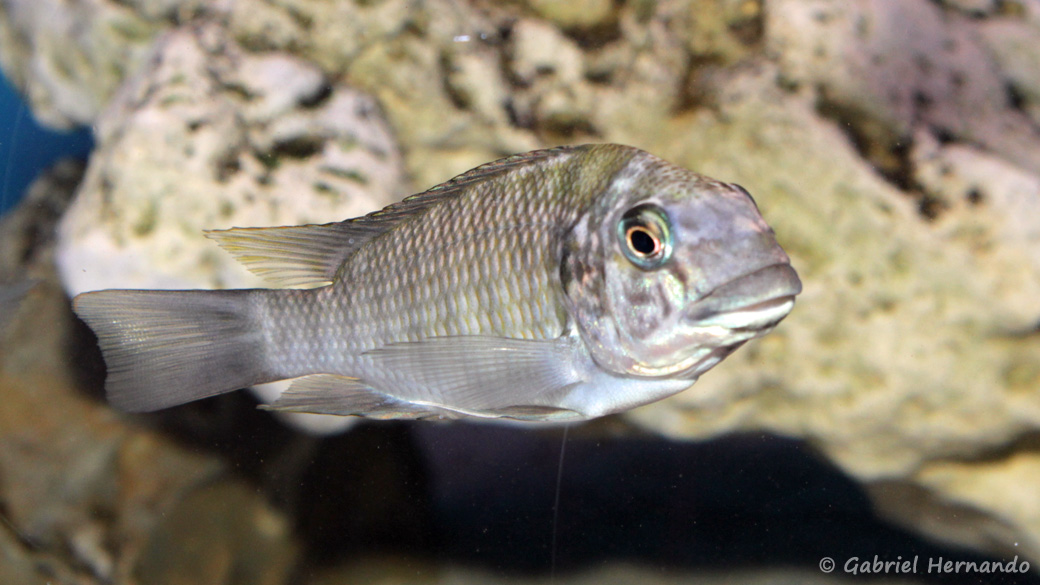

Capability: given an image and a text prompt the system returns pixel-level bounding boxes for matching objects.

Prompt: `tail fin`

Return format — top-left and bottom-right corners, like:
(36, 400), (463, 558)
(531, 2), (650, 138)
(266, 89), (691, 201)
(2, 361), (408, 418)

(73, 288), (270, 412)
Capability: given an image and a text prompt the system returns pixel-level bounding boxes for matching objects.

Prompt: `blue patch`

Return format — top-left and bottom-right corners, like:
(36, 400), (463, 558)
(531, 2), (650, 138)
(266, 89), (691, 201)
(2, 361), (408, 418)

(0, 71), (94, 215)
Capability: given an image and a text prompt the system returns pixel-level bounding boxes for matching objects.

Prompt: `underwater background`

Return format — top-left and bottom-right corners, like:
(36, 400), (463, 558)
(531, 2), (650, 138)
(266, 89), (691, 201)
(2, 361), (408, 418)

(2, 1), (1040, 584)
(0, 73), (92, 214)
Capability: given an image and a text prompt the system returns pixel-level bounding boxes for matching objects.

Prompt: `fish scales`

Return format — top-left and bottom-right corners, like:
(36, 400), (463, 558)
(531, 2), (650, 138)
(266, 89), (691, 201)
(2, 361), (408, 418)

(260, 147), (630, 374)
(339, 146), (621, 341)
(73, 144), (801, 420)
(256, 147), (631, 404)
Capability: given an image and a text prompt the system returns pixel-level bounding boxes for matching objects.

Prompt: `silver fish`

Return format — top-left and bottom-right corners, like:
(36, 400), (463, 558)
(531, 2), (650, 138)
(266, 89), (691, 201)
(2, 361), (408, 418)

(73, 144), (801, 422)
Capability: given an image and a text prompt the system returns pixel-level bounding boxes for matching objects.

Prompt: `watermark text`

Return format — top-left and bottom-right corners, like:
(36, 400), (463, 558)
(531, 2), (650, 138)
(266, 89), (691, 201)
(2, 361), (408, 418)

(817, 555), (1029, 575)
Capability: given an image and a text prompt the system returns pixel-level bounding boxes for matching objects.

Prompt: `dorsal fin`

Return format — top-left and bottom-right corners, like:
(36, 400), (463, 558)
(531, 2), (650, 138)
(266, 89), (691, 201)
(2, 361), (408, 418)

(205, 222), (385, 287)
(208, 146), (582, 287)
(363, 145), (577, 223)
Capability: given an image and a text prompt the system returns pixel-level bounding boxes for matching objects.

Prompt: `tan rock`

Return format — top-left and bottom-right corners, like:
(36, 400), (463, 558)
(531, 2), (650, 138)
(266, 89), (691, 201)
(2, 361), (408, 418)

(936, 0), (998, 16)
(523, 0), (616, 31)
(766, 0), (1040, 176)
(133, 482), (296, 585)
(978, 2), (1040, 125)
(0, 0), (166, 129)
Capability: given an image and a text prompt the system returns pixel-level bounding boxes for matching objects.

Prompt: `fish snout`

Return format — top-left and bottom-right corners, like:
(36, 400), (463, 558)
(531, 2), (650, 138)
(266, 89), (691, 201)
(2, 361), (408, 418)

(682, 263), (801, 331)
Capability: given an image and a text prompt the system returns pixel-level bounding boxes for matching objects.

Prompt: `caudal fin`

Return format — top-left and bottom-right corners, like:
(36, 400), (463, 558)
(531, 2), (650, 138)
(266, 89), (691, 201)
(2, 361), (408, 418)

(73, 288), (270, 412)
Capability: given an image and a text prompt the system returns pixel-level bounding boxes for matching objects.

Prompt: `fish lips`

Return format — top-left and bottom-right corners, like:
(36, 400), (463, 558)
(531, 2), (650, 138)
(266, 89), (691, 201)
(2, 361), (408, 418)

(682, 263), (802, 332)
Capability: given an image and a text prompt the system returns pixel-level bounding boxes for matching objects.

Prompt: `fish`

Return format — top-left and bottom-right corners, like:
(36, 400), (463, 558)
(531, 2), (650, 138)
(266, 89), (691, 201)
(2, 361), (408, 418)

(73, 144), (801, 422)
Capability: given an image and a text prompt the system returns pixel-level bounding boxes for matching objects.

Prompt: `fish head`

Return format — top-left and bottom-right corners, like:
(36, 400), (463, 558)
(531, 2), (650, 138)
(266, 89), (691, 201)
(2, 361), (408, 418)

(562, 150), (801, 382)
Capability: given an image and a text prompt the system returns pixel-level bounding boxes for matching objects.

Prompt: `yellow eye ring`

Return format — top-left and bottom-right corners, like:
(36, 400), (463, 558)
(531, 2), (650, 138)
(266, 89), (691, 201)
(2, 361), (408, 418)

(625, 225), (661, 257)
(617, 204), (672, 270)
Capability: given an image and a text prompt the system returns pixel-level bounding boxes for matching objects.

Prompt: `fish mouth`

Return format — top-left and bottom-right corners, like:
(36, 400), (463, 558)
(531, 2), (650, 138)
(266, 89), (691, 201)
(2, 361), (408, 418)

(683, 263), (802, 331)
(626, 263), (800, 380)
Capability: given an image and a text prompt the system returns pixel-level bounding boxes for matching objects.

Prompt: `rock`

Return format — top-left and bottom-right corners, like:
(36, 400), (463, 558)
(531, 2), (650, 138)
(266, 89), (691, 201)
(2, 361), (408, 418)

(978, 3), (1040, 126)
(0, 160), (84, 370)
(936, 0), (998, 16)
(509, 18), (584, 86)
(440, 30), (536, 154)
(522, 0), (616, 32)
(659, 0), (763, 64)
(133, 481), (296, 585)
(507, 18), (596, 138)
(0, 280), (33, 339)
(581, 0), (691, 142)
(227, 0), (418, 75)
(342, 1), (540, 189)
(911, 129), (1040, 279)
(0, 527), (42, 585)
(0, 0), (169, 129)
(766, 0), (1040, 177)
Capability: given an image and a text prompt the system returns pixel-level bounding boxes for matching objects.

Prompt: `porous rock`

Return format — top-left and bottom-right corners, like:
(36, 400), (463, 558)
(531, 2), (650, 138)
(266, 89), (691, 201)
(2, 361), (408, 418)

(522, 0), (615, 32)
(767, 0), (1040, 178)
(0, 0), (172, 129)
(977, 2), (1040, 126)
(936, 0), (997, 17)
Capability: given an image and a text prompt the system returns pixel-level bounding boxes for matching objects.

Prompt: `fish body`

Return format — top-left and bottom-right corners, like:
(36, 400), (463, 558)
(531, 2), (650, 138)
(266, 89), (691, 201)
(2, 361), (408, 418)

(74, 144), (801, 422)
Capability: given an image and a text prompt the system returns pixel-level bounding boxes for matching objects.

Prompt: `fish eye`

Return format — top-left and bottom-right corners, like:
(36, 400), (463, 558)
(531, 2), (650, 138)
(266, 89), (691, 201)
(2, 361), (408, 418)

(617, 204), (672, 270)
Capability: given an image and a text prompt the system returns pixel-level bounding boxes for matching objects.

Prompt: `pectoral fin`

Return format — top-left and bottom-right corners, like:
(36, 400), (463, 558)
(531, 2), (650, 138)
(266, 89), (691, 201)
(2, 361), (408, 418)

(363, 336), (585, 416)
